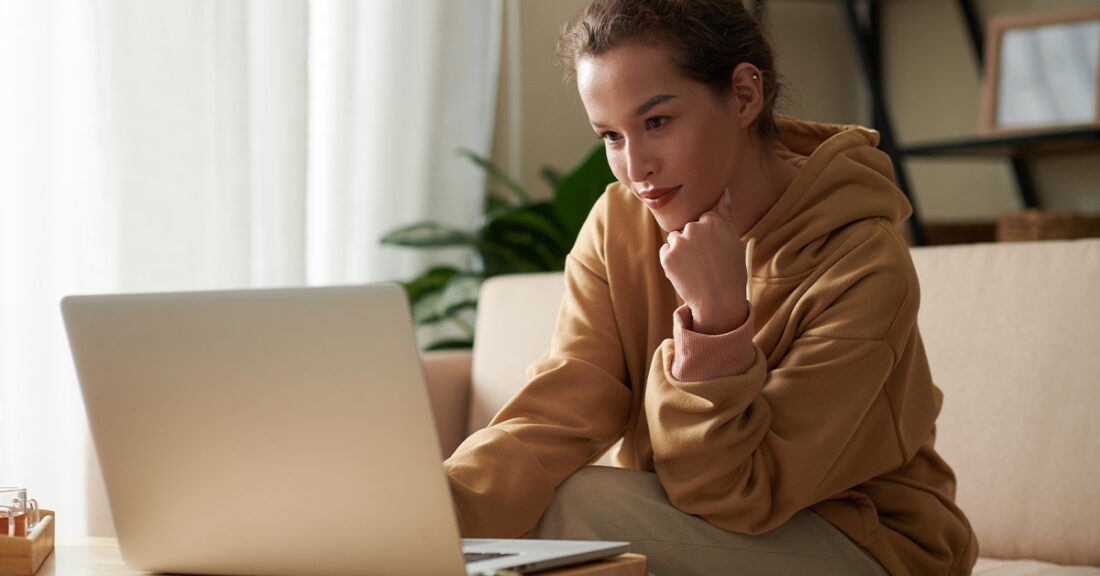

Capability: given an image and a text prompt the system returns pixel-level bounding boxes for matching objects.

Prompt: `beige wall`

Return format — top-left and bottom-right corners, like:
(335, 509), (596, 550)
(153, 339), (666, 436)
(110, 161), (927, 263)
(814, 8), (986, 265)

(494, 0), (1099, 220)
(491, 0), (592, 202)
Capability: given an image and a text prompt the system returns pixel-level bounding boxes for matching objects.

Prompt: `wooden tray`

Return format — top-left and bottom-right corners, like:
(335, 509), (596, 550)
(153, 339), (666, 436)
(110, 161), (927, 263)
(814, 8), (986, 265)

(0, 510), (54, 576)
(541, 553), (647, 576)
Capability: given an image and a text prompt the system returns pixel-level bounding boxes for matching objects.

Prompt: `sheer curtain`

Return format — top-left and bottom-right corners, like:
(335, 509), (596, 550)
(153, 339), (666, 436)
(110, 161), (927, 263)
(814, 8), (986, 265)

(0, 0), (500, 537)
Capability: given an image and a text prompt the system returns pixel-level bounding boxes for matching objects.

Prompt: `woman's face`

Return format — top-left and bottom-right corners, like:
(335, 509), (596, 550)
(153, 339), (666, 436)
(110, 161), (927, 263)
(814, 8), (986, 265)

(576, 43), (745, 232)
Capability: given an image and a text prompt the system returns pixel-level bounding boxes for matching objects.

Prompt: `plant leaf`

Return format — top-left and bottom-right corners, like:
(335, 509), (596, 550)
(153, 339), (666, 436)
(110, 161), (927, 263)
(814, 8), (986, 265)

(380, 221), (478, 248)
(383, 144), (612, 350)
(484, 192), (510, 215)
(477, 240), (552, 276)
(478, 204), (569, 272)
(540, 166), (565, 190)
(458, 147), (530, 205)
(551, 144), (616, 242)
(411, 289), (446, 324)
(486, 203), (569, 253)
(436, 275), (483, 317)
(402, 266), (461, 304)
(424, 338), (475, 351)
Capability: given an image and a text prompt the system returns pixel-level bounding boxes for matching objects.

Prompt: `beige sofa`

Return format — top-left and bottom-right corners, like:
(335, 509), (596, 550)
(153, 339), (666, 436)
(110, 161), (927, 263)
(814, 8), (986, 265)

(422, 238), (1100, 575)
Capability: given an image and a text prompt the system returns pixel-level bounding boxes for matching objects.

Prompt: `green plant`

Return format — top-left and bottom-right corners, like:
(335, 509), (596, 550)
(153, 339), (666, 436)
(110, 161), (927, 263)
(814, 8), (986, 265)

(381, 144), (614, 350)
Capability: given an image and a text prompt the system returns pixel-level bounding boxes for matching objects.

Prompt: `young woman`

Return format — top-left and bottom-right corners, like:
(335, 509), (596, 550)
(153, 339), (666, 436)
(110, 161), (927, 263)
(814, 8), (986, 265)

(445, 1), (977, 574)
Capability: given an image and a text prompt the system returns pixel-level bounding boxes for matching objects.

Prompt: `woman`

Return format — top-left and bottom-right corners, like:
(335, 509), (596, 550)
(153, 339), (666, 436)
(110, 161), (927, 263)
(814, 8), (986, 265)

(445, 1), (978, 574)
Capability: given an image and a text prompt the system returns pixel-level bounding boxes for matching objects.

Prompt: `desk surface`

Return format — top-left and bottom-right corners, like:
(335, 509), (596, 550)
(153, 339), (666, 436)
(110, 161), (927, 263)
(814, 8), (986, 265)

(40, 539), (646, 576)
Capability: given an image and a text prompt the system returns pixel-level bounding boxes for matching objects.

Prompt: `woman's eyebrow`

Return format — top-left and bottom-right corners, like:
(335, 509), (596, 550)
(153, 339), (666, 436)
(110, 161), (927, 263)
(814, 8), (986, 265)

(634, 94), (677, 117)
(590, 94), (679, 128)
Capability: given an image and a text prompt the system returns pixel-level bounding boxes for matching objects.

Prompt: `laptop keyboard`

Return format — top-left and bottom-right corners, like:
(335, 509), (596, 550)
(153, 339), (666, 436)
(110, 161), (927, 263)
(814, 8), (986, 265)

(464, 551), (518, 563)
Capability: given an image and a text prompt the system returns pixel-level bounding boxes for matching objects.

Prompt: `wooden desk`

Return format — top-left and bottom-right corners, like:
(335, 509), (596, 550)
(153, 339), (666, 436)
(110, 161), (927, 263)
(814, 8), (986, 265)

(39, 539), (646, 576)
(37, 539), (140, 576)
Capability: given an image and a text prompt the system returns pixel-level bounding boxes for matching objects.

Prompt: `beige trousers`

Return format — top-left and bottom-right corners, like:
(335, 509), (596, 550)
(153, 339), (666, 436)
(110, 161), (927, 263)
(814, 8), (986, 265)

(530, 466), (890, 576)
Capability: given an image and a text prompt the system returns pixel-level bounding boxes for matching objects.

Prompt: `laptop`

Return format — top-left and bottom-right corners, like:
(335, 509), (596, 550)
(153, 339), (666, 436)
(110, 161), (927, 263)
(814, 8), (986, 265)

(61, 283), (628, 576)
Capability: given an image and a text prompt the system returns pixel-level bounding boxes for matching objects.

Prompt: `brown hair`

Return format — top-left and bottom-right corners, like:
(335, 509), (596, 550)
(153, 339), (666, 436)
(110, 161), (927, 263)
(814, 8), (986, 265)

(559, 0), (781, 140)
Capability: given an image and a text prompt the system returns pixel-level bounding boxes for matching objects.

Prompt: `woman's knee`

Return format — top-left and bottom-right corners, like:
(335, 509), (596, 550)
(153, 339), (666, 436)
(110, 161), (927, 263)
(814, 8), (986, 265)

(557, 466), (664, 506)
(532, 466), (666, 540)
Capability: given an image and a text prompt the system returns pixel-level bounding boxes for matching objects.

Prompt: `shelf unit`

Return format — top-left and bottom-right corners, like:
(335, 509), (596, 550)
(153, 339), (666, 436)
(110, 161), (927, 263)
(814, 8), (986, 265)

(758, 0), (1100, 245)
(902, 127), (1100, 157)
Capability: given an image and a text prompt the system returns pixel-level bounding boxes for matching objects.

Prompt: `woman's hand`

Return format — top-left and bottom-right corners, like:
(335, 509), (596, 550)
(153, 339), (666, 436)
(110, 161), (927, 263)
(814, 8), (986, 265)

(659, 189), (750, 335)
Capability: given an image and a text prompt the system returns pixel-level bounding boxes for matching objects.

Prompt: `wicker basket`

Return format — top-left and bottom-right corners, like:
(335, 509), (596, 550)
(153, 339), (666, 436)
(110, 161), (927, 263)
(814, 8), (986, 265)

(997, 210), (1100, 242)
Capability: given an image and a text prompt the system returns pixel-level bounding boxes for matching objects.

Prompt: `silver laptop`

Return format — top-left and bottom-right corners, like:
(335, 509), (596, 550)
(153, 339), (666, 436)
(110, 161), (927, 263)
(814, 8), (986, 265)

(62, 284), (628, 576)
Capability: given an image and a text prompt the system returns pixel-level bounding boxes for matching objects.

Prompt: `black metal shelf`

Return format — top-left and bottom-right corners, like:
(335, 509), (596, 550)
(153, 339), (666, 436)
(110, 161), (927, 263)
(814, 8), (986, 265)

(902, 127), (1100, 158)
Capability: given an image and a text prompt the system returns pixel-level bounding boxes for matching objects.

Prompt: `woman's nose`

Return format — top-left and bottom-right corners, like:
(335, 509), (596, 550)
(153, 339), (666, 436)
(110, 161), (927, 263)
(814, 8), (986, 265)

(624, 140), (657, 183)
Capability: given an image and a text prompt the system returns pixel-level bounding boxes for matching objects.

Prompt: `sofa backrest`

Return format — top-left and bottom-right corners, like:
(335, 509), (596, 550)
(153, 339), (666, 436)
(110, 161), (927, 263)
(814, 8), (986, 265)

(910, 239), (1100, 566)
(468, 239), (1100, 565)
(468, 271), (565, 435)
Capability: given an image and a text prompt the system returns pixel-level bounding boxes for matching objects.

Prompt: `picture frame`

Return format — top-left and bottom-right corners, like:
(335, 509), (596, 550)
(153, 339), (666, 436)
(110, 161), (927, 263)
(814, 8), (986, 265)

(981, 8), (1100, 135)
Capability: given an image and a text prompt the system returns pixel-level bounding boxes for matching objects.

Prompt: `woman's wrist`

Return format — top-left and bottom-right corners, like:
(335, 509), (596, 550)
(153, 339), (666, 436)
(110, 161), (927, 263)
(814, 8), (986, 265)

(672, 304), (757, 381)
(690, 299), (750, 335)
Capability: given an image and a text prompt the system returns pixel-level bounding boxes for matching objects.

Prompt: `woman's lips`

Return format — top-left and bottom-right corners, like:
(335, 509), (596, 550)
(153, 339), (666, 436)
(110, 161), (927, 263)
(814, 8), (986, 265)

(638, 186), (681, 210)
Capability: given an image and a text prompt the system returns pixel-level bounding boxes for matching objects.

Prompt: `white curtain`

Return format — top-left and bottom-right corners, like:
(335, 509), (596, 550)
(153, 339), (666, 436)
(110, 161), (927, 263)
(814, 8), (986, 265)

(0, 0), (500, 537)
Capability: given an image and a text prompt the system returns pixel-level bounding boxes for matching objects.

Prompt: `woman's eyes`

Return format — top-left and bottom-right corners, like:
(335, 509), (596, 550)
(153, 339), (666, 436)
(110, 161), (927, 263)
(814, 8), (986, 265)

(599, 117), (669, 144)
(645, 116), (668, 130)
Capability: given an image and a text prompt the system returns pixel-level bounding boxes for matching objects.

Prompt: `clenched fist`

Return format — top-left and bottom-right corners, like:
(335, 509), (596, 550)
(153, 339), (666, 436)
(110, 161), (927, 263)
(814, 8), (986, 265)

(659, 189), (750, 335)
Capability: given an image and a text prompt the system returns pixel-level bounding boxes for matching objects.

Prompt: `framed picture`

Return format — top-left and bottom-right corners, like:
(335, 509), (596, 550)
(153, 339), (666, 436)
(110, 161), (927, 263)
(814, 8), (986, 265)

(981, 8), (1100, 135)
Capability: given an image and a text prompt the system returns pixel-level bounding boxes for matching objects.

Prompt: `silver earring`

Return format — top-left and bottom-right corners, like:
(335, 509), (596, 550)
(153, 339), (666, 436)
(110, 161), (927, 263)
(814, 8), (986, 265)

(752, 73), (759, 80)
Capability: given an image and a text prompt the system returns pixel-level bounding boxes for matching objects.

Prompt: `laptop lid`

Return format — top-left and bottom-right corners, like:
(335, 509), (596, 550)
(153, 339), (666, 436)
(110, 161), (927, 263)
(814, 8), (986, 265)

(63, 284), (467, 576)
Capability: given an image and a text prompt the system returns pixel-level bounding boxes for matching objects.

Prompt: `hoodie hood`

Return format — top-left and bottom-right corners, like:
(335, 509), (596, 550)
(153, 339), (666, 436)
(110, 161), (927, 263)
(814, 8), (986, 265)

(745, 115), (911, 278)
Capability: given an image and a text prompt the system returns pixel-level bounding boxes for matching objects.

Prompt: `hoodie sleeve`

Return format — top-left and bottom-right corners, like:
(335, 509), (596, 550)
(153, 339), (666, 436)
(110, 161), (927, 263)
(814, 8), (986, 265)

(644, 223), (937, 535)
(444, 194), (634, 538)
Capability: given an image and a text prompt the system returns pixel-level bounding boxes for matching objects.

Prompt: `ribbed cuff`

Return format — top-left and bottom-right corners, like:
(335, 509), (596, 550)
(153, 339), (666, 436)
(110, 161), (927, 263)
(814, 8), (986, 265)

(671, 304), (756, 382)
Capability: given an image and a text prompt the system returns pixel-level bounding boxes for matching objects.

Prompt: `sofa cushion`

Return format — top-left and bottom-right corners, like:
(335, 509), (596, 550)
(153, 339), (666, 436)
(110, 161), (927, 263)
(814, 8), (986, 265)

(974, 557), (1100, 575)
(911, 239), (1100, 567)
(468, 272), (565, 435)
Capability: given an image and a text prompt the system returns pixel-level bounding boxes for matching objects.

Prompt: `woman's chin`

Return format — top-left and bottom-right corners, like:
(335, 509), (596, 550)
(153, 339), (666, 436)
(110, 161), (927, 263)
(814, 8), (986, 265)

(650, 211), (686, 233)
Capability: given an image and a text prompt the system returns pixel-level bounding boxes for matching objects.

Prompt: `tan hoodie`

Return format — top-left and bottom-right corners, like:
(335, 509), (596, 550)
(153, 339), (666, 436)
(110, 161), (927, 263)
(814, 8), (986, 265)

(445, 116), (978, 575)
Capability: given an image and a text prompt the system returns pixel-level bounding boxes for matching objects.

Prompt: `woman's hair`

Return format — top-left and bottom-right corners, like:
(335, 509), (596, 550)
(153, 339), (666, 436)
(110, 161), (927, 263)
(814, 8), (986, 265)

(559, 0), (781, 140)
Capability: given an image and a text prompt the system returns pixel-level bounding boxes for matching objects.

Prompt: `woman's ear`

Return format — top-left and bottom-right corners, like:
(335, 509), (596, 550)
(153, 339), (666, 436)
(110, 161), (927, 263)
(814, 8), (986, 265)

(729, 62), (764, 129)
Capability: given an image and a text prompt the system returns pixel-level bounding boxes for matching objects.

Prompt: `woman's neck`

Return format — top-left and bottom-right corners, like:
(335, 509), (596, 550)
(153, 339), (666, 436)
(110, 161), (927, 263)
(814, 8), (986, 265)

(729, 143), (798, 236)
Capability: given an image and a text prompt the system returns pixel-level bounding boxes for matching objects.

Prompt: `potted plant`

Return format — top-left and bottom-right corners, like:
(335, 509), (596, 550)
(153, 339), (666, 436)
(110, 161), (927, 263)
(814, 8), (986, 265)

(381, 145), (614, 349)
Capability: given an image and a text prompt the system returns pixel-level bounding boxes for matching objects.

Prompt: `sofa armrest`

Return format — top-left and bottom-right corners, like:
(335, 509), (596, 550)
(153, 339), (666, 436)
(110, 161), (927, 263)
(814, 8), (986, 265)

(421, 349), (473, 458)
